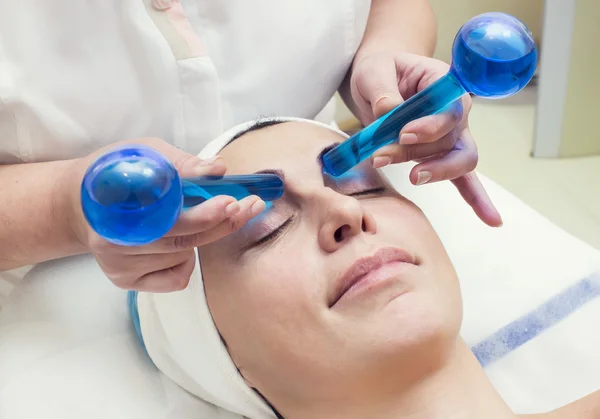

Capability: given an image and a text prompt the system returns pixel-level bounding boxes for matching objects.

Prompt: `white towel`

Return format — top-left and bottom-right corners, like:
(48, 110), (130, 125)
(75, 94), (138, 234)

(137, 117), (351, 419)
(380, 162), (600, 413)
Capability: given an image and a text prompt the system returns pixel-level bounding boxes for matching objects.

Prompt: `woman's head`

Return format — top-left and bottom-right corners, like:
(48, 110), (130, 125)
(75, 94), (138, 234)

(198, 120), (463, 414)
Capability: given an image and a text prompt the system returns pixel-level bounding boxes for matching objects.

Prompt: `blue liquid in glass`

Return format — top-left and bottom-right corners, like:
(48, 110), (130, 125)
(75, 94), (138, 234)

(322, 12), (538, 177)
(322, 74), (466, 176)
(181, 175), (284, 209)
(81, 145), (284, 246)
(81, 146), (183, 246)
(451, 16), (538, 99)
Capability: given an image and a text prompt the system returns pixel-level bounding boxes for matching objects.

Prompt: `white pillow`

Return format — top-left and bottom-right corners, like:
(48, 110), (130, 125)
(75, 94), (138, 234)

(382, 164), (600, 413)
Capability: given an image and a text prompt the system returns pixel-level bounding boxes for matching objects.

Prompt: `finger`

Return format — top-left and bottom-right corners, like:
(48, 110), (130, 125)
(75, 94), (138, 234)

(398, 101), (463, 145)
(94, 195), (239, 256)
(192, 195), (267, 246)
(353, 56), (404, 122)
(174, 154), (227, 178)
(172, 195), (264, 249)
(141, 195), (265, 253)
(408, 132), (476, 185)
(167, 195), (239, 237)
(151, 141), (227, 178)
(132, 252), (197, 293)
(371, 130), (458, 169)
(94, 195), (247, 256)
(99, 249), (194, 291)
(450, 172), (503, 228)
(119, 138), (228, 178)
(142, 196), (252, 253)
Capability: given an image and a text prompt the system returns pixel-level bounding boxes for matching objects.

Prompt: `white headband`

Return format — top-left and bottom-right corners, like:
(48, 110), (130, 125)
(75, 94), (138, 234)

(136, 117), (350, 418)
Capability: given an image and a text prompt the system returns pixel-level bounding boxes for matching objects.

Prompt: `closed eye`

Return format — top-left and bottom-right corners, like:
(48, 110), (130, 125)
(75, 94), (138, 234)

(349, 186), (386, 197)
(247, 187), (384, 251)
(252, 216), (294, 248)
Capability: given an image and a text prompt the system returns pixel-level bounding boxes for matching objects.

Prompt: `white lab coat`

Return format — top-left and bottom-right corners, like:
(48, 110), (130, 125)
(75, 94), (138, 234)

(0, 0), (371, 164)
(0, 2), (371, 416)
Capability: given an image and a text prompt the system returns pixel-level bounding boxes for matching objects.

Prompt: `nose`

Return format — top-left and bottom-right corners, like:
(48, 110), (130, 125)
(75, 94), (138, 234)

(317, 190), (377, 253)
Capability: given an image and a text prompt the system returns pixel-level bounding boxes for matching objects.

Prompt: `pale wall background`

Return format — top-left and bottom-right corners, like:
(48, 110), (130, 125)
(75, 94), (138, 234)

(334, 0), (600, 250)
(559, 0), (600, 157)
(428, 0), (545, 64)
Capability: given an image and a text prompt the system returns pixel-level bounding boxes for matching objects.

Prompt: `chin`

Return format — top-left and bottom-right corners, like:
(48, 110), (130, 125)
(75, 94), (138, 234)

(372, 290), (461, 361)
(354, 302), (460, 389)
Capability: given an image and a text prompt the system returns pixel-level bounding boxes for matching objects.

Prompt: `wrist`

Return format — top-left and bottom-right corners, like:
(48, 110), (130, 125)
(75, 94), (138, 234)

(54, 158), (90, 252)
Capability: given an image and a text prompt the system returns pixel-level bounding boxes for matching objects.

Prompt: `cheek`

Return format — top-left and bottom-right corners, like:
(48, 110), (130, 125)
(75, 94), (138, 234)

(372, 290), (462, 376)
(370, 200), (431, 244)
(368, 200), (462, 325)
(203, 245), (326, 363)
(372, 200), (450, 260)
(205, 247), (341, 397)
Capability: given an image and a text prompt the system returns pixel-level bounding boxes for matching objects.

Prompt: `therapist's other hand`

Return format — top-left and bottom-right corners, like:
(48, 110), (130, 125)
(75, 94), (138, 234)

(65, 138), (265, 293)
(349, 51), (502, 228)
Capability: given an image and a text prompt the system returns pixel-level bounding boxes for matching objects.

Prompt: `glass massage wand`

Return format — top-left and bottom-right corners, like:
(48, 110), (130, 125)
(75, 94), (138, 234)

(81, 145), (283, 246)
(321, 12), (538, 177)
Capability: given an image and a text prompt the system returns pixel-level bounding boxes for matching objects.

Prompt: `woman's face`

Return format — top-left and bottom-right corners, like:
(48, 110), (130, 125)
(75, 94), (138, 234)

(199, 122), (463, 408)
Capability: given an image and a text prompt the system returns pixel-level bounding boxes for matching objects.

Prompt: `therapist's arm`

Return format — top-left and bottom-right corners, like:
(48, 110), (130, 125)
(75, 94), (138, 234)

(355, 0), (436, 58)
(339, 0), (437, 117)
(0, 161), (87, 270)
(0, 139), (263, 294)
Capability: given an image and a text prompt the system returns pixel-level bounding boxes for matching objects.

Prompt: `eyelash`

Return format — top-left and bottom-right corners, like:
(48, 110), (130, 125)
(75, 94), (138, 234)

(349, 186), (386, 197)
(253, 217), (294, 248)
(252, 187), (386, 248)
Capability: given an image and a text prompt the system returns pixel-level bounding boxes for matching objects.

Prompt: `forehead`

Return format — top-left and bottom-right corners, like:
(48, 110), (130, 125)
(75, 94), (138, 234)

(219, 122), (345, 175)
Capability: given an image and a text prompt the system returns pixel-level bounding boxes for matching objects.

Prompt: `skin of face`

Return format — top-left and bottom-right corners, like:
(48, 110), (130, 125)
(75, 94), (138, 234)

(198, 122), (464, 412)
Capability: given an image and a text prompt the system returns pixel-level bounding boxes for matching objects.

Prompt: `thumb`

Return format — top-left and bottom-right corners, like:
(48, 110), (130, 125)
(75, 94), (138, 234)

(354, 57), (404, 121)
(142, 140), (227, 178)
(173, 153), (227, 178)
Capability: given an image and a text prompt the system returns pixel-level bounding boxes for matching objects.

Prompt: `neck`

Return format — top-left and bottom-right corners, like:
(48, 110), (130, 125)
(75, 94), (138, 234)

(291, 340), (517, 419)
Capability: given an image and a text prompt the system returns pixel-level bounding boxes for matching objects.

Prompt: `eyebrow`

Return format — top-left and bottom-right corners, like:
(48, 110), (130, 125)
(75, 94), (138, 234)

(317, 143), (339, 168)
(253, 142), (340, 178)
(254, 168), (285, 179)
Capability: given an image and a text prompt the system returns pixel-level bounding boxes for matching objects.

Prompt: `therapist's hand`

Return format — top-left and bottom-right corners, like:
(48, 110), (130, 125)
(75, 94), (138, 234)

(65, 138), (265, 293)
(348, 51), (502, 227)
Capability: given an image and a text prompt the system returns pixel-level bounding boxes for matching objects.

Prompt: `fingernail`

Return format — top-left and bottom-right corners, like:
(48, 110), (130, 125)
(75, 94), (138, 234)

(372, 156), (392, 169)
(400, 133), (419, 145)
(416, 171), (432, 185)
(197, 156), (220, 166)
(225, 201), (241, 217)
(194, 156), (222, 175)
(374, 95), (391, 106)
(250, 199), (266, 217)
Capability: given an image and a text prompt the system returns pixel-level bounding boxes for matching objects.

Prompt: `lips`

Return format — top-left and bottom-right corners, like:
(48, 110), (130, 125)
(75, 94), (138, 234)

(330, 247), (416, 307)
